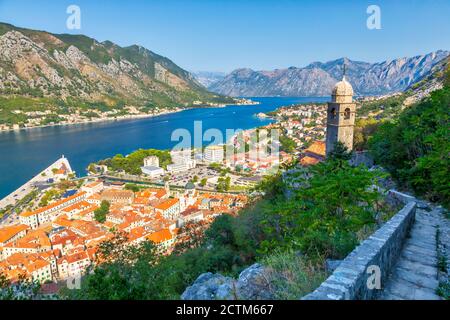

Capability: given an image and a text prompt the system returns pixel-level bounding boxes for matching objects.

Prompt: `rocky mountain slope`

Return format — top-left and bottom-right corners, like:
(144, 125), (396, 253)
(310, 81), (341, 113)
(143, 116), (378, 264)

(0, 23), (231, 114)
(404, 54), (450, 103)
(209, 51), (449, 97)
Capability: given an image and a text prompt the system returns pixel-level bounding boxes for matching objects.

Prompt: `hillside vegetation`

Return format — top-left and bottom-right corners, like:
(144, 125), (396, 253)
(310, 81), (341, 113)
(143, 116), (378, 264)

(369, 85), (450, 208)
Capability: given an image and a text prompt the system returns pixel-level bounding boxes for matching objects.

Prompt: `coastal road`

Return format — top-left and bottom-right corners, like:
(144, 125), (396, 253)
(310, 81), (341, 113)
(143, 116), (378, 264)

(0, 156), (73, 224)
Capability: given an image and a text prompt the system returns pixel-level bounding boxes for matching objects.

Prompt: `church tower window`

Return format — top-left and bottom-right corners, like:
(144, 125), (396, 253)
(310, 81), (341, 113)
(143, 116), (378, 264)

(344, 108), (351, 119)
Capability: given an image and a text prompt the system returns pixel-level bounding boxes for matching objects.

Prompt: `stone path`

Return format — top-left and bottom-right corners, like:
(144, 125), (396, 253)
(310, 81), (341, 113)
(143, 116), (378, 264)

(379, 205), (448, 300)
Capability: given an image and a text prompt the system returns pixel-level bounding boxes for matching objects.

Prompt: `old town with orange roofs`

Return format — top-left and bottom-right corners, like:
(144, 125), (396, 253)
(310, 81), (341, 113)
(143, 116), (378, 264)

(0, 156), (249, 286)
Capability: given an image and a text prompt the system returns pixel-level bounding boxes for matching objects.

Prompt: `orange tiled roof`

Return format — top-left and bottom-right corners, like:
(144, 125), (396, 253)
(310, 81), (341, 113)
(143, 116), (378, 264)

(154, 189), (167, 199)
(0, 224), (29, 243)
(153, 198), (179, 211)
(300, 156), (321, 166)
(146, 229), (172, 244)
(20, 192), (86, 217)
(62, 200), (91, 212)
(59, 251), (89, 265)
(133, 197), (150, 205)
(84, 181), (102, 188)
(87, 193), (101, 200)
(53, 215), (73, 228)
(101, 189), (134, 199)
(305, 141), (326, 157)
(4, 230), (51, 249)
(26, 259), (50, 273)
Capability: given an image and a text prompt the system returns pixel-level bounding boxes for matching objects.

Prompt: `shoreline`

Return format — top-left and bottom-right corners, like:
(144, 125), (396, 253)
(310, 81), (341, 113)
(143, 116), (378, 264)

(0, 108), (186, 134)
(0, 101), (260, 134)
(0, 97), (318, 199)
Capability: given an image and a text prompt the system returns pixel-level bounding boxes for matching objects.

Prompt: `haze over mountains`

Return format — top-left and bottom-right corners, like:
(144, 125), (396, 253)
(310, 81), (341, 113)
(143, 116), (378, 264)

(199, 51), (449, 97)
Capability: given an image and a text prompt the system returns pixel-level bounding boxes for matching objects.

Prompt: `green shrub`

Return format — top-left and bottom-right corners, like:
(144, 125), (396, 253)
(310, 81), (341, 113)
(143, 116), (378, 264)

(437, 281), (450, 300)
(258, 159), (384, 259)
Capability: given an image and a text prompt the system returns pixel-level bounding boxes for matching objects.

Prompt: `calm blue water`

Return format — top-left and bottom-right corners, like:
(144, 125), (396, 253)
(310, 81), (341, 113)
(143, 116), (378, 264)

(0, 97), (328, 198)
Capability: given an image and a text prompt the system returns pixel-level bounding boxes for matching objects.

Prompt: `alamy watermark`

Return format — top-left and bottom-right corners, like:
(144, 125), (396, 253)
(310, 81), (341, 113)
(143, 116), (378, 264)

(66, 275), (81, 290)
(66, 5), (81, 30)
(367, 265), (382, 290)
(367, 5), (382, 30)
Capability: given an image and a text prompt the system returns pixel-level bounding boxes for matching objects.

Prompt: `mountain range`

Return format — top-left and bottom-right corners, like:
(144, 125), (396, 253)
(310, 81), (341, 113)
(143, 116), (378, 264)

(205, 51), (449, 97)
(0, 22), (231, 111)
(192, 71), (226, 88)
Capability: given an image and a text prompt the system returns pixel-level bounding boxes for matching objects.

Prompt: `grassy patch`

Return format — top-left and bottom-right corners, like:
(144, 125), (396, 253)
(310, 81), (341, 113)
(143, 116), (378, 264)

(261, 250), (327, 299)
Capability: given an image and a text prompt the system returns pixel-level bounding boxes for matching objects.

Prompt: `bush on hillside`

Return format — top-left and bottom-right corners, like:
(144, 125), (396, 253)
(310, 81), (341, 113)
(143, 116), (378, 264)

(369, 87), (450, 207)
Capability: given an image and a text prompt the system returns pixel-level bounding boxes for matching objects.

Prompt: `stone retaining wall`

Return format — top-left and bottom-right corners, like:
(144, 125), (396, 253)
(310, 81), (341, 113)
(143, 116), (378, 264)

(303, 201), (417, 300)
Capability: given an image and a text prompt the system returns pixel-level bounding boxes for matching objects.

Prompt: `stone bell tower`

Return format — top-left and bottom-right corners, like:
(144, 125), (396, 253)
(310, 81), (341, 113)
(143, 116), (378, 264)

(325, 67), (356, 155)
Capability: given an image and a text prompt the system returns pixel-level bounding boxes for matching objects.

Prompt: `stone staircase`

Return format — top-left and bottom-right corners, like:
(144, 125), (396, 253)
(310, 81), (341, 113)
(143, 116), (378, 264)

(379, 206), (448, 300)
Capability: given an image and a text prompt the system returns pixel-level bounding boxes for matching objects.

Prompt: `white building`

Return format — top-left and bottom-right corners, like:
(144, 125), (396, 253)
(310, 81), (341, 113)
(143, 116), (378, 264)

(81, 180), (104, 195)
(141, 156), (164, 178)
(166, 149), (196, 173)
(141, 165), (165, 178)
(144, 156), (160, 167)
(57, 251), (91, 279)
(19, 192), (87, 229)
(166, 160), (196, 174)
(153, 198), (180, 220)
(29, 260), (53, 284)
(204, 145), (224, 163)
(171, 150), (192, 163)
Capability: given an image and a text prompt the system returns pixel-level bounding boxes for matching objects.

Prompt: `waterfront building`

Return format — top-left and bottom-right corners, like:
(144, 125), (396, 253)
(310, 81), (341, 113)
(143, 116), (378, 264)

(81, 180), (104, 195)
(171, 150), (192, 163)
(166, 161), (195, 174)
(19, 192), (87, 229)
(166, 149), (196, 173)
(144, 156), (160, 167)
(204, 145), (224, 163)
(141, 165), (165, 178)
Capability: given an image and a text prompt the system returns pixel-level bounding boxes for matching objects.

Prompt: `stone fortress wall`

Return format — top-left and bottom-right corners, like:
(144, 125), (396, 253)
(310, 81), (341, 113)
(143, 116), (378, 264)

(303, 191), (417, 300)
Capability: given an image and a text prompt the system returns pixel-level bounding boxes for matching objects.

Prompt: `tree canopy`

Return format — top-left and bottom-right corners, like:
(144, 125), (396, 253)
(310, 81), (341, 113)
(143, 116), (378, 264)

(103, 149), (171, 175)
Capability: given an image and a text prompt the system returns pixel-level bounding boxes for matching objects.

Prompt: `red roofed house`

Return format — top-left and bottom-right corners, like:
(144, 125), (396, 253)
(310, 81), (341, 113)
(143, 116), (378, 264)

(19, 192), (87, 229)
(0, 224), (29, 246)
(300, 141), (326, 166)
(153, 198), (180, 220)
(146, 228), (176, 254)
(57, 250), (91, 279)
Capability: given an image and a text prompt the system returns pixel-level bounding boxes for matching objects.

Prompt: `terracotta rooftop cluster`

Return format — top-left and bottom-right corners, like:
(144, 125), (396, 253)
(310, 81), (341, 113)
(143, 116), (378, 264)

(0, 180), (248, 284)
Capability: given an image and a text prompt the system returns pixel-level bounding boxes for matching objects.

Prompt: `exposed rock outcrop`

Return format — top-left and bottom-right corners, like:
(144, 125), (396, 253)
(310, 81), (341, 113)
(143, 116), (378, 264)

(181, 273), (236, 300)
(181, 263), (274, 300)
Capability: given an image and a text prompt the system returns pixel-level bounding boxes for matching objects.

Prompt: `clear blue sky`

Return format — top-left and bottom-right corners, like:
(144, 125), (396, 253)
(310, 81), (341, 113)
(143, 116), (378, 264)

(1, 0), (449, 72)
